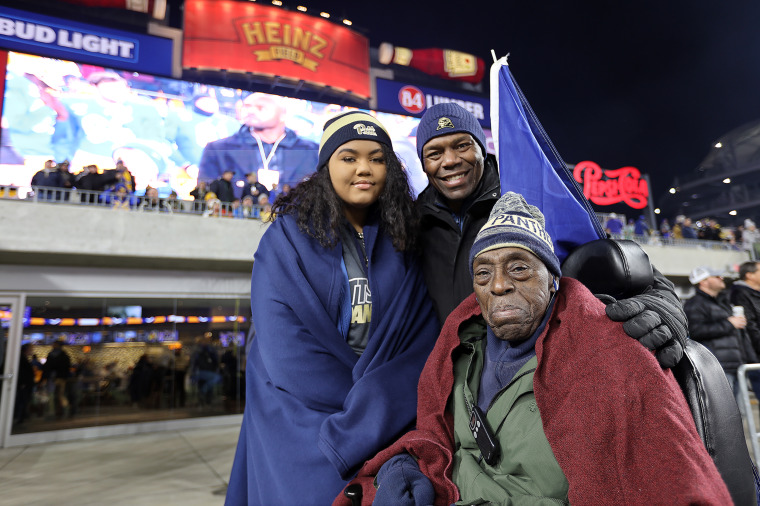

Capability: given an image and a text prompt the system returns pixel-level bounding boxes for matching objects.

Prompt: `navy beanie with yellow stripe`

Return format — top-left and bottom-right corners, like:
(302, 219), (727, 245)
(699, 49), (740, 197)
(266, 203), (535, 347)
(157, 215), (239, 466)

(318, 111), (392, 169)
(469, 192), (561, 278)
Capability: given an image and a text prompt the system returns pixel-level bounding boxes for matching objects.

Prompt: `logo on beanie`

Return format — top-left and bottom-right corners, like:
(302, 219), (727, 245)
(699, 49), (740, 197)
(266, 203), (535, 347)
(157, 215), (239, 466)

(436, 117), (455, 130)
(485, 213), (554, 249)
(353, 124), (377, 136)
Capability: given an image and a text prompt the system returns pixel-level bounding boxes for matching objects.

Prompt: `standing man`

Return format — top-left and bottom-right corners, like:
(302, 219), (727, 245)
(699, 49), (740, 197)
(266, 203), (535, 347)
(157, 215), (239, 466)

(31, 159), (63, 200)
(684, 266), (752, 404)
(240, 171), (269, 202)
(197, 92), (318, 189)
(414, 103), (687, 366)
(209, 169), (237, 204)
(730, 261), (760, 355)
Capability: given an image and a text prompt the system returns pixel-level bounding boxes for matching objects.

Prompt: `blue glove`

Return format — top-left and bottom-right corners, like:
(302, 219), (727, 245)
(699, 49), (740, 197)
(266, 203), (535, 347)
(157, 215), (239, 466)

(373, 453), (434, 506)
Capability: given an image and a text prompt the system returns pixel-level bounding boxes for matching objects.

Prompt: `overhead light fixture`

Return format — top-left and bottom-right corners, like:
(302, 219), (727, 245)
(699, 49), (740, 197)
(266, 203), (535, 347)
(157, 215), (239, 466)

(654, 208), (661, 214)
(729, 210), (738, 216)
(297, 5), (307, 11)
(343, 19), (352, 25)
(723, 178), (731, 184)
(272, 0), (282, 5)
(715, 142), (723, 148)
(669, 187), (677, 194)
(320, 11), (330, 18)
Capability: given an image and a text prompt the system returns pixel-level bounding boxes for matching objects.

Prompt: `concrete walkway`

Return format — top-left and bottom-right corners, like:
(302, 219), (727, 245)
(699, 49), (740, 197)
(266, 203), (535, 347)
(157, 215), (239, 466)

(0, 425), (238, 505)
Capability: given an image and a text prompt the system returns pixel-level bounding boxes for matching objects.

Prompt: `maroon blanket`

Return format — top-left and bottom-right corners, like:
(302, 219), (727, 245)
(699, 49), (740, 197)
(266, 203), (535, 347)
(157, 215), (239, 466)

(335, 277), (732, 505)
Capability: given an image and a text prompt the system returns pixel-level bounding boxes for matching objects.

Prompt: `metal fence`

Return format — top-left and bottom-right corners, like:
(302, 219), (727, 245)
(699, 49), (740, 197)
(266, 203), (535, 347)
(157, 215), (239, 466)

(4, 185), (269, 219)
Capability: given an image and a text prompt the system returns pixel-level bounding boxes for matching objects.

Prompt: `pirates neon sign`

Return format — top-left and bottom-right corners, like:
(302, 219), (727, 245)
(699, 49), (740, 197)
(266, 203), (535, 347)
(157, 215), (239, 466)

(573, 160), (649, 210)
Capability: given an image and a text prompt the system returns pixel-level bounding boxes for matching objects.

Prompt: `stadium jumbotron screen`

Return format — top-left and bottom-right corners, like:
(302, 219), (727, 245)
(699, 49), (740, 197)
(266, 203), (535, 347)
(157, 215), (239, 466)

(0, 51), (486, 199)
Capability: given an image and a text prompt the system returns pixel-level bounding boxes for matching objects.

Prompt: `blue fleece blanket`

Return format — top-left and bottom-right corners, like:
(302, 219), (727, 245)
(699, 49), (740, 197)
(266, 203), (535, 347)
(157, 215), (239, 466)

(226, 213), (440, 505)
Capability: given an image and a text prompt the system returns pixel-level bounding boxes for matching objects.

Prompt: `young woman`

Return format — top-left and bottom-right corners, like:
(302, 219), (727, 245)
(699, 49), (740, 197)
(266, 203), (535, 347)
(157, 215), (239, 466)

(225, 111), (440, 505)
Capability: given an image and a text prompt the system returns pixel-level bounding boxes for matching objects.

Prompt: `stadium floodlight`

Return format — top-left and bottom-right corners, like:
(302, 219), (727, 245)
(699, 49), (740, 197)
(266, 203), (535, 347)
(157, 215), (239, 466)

(669, 187), (677, 194)
(715, 142), (723, 148)
(729, 210), (738, 216)
(654, 208), (661, 214)
(343, 19), (352, 25)
(297, 5), (307, 11)
(320, 11), (330, 18)
(723, 178), (731, 184)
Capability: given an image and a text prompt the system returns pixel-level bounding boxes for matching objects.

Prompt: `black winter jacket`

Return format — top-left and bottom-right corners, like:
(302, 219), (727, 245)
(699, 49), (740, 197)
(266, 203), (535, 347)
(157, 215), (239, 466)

(684, 289), (748, 374)
(730, 281), (760, 356)
(209, 178), (236, 203)
(417, 155), (500, 324)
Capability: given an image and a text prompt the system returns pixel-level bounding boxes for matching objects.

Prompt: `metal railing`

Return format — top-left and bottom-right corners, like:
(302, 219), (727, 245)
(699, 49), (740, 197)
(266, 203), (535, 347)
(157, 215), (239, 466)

(738, 363), (760, 464)
(5, 185), (271, 219)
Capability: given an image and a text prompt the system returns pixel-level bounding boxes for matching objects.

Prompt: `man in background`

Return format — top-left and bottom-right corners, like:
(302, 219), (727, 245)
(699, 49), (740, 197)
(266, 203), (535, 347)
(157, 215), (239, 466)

(684, 265), (754, 408)
(197, 92), (318, 189)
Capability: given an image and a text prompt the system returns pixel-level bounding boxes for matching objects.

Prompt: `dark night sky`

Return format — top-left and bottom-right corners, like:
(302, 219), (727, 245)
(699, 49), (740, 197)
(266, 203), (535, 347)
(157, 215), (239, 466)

(317, 0), (760, 203)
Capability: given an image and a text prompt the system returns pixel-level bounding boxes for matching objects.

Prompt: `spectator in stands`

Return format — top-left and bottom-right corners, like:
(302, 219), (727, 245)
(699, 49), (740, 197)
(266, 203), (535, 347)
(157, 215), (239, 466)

(729, 261), (760, 400)
(203, 198), (223, 218)
(57, 160), (74, 201)
(623, 218), (635, 239)
(671, 215), (684, 239)
(680, 217), (697, 239)
(257, 193), (271, 221)
(111, 184), (134, 210)
(114, 159), (136, 193)
(75, 164), (119, 204)
(230, 198), (242, 218)
(742, 219), (760, 254)
(190, 180), (210, 212)
(684, 266), (751, 409)
(634, 215), (650, 237)
(140, 187), (171, 213)
(31, 159), (63, 200)
(604, 212), (623, 235)
(197, 92), (318, 189)
(239, 195), (255, 219)
(190, 180), (209, 201)
(659, 218), (671, 239)
(166, 189), (182, 212)
(240, 171), (269, 202)
(209, 169), (236, 203)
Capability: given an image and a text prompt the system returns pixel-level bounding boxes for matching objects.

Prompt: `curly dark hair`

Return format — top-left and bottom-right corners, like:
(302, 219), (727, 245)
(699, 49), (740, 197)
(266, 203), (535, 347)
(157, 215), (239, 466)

(269, 144), (419, 252)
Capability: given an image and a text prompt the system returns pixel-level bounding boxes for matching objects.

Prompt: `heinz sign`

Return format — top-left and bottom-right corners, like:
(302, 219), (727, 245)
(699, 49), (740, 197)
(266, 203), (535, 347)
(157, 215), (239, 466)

(573, 160), (649, 209)
(183, 0), (370, 99)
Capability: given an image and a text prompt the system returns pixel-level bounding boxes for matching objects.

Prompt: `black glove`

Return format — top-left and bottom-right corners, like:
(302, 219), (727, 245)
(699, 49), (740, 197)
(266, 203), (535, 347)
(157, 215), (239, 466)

(374, 453), (434, 506)
(602, 287), (688, 368)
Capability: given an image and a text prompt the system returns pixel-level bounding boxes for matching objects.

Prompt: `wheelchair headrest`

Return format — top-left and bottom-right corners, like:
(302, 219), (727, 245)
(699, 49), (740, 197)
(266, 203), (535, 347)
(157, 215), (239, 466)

(560, 239), (654, 299)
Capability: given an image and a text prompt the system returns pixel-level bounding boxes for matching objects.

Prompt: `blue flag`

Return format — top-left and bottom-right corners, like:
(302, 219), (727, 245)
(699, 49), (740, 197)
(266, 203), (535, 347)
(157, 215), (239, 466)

(490, 57), (605, 263)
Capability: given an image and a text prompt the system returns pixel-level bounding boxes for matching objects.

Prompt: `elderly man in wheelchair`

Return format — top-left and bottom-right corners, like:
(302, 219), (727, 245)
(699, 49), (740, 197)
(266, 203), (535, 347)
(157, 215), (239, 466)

(338, 193), (756, 505)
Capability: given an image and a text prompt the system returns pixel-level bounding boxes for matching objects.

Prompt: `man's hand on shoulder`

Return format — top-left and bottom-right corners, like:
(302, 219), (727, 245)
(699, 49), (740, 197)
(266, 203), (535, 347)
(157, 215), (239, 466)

(603, 287), (688, 368)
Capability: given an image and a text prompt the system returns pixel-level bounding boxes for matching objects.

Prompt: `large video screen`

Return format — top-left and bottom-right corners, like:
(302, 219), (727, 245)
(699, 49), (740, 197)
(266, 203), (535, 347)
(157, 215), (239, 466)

(0, 52), (497, 200)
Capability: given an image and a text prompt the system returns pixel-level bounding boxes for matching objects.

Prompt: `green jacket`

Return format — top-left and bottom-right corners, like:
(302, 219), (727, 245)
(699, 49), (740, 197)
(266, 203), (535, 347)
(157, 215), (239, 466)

(451, 318), (568, 505)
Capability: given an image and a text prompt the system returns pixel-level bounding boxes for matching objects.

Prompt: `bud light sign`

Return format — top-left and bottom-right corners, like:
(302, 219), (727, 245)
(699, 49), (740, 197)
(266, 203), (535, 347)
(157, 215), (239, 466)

(377, 78), (490, 128)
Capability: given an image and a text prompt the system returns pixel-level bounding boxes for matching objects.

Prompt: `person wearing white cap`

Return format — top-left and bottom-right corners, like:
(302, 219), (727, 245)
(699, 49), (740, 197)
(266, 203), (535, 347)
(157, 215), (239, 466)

(684, 266), (751, 405)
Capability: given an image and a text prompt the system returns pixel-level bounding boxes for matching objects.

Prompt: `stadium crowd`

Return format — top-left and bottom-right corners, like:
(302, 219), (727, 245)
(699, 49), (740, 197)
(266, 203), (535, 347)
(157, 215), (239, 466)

(14, 158), (286, 219)
(602, 211), (760, 256)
